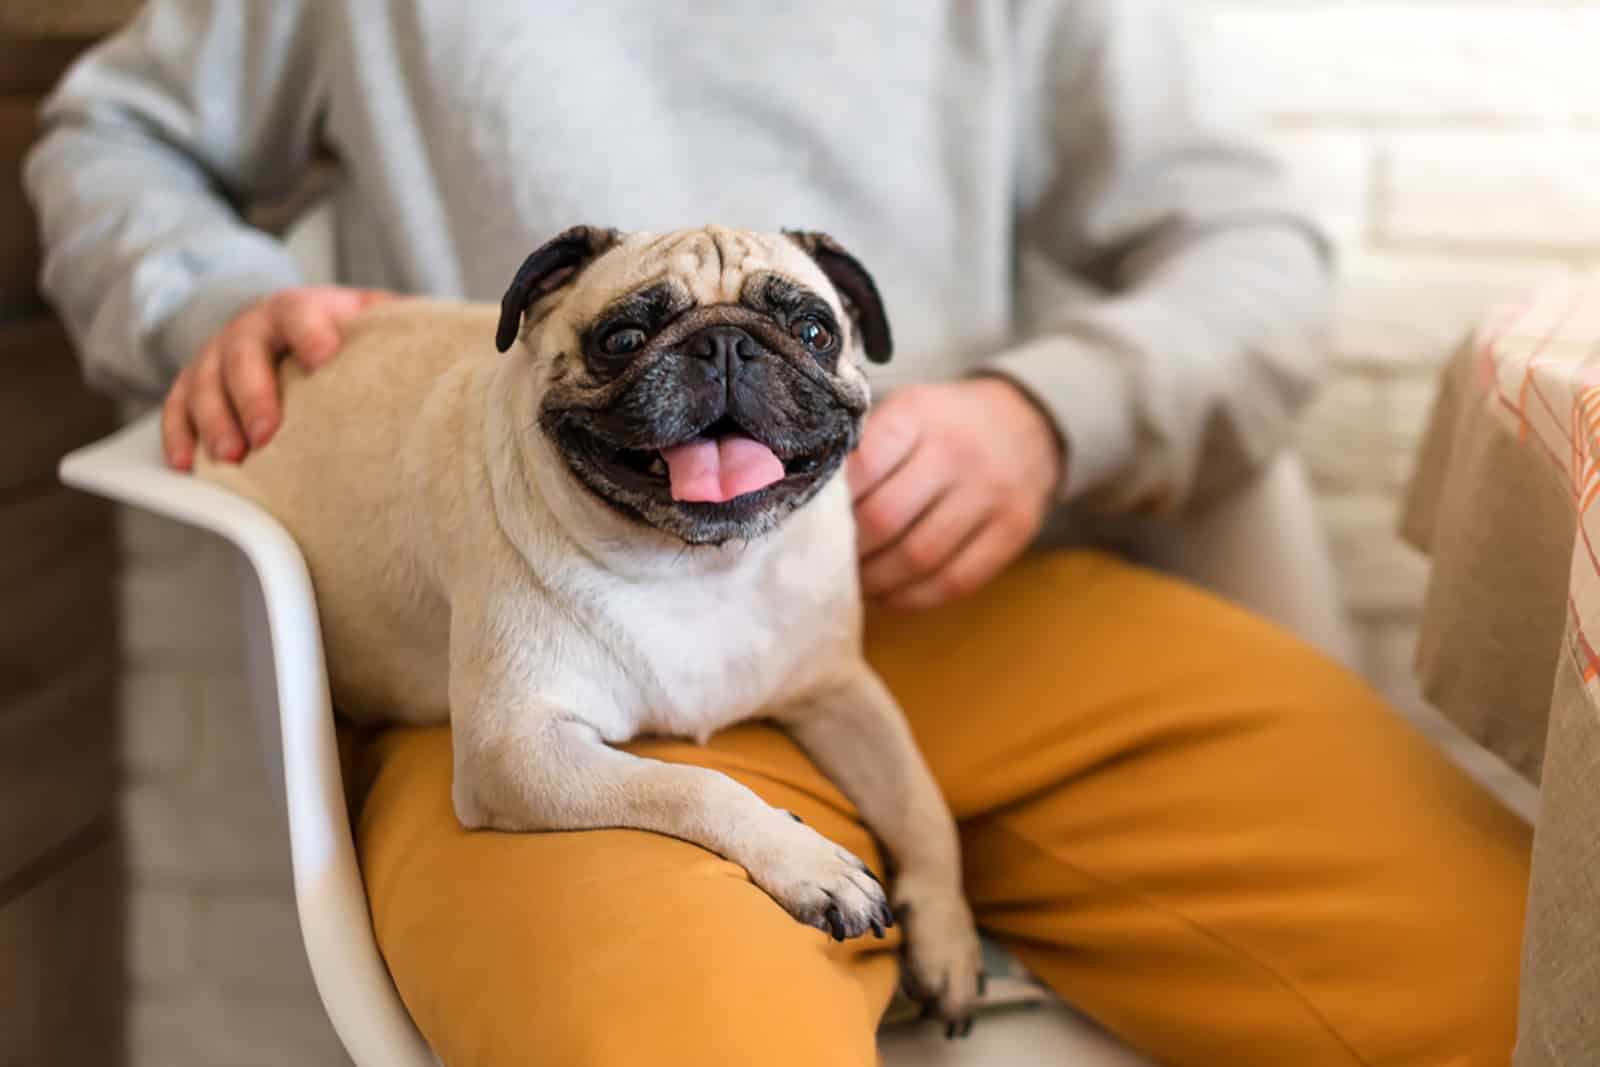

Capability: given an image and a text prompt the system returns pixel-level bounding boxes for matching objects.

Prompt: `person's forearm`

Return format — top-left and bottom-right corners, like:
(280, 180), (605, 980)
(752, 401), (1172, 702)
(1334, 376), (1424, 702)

(26, 121), (303, 401)
(23, 0), (319, 401)
(985, 223), (1332, 514)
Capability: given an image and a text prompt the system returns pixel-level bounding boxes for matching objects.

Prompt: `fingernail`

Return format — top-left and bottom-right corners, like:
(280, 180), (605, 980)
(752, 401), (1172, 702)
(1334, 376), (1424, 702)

(249, 418), (272, 443)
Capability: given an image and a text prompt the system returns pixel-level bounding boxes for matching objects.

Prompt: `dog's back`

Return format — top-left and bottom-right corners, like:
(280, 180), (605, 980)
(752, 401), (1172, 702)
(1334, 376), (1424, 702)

(197, 299), (500, 723)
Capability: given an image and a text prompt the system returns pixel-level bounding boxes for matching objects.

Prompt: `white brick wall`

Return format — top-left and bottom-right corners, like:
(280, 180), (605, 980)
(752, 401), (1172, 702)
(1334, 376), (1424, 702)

(1386, 133), (1600, 248)
(115, 3), (1595, 1062)
(1210, 6), (1600, 125)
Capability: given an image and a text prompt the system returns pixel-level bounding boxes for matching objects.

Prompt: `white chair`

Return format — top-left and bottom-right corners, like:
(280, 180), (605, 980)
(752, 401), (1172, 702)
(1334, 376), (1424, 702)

(59, 201), (1356, 1067)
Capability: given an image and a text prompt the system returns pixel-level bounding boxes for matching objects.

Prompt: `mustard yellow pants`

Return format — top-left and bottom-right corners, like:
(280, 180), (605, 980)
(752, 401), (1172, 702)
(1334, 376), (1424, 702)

(349, 551), (1530, 1066)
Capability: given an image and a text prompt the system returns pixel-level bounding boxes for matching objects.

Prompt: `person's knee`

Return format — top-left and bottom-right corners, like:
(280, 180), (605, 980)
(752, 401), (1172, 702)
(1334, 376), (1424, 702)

(1323, 795), (1528, 1066)
(543, 957), (885, 1067)
(399, 874), (892, 1066)
(1415, 852), (1528, 1067)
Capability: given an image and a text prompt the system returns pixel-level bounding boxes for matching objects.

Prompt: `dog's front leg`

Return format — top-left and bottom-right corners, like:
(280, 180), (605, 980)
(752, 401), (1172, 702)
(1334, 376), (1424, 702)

(447, 623), (892, 940)
(775, 667), (983, 1032)
(454, 712), (895, 939)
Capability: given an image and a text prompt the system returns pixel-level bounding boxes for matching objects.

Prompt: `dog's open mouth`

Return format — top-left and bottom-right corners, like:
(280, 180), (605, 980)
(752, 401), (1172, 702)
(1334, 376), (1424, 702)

(564, 416), (831, 505)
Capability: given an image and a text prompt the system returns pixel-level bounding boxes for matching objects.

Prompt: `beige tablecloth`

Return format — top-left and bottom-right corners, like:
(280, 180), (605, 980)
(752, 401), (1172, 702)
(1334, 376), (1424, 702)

(1404, 277), (1600, 1067)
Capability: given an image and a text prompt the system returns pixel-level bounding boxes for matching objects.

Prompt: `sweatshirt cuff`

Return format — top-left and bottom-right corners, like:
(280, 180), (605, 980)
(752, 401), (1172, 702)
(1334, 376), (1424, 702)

(153, 266), (304, 378)
(981, 331), (1137, 503)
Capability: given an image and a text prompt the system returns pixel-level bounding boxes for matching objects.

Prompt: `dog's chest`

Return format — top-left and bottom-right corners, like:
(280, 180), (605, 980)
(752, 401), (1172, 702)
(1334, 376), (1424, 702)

(576, 550), (850, 744)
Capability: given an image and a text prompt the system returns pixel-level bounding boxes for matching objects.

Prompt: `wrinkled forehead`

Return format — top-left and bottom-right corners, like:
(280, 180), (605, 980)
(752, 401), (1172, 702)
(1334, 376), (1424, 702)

(564, 226), (839, 321)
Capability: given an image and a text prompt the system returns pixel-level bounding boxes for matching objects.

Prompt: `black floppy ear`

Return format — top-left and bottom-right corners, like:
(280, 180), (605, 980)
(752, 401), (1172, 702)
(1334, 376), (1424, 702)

(495, 225), (622, 352)
(782, 230), (893, 364)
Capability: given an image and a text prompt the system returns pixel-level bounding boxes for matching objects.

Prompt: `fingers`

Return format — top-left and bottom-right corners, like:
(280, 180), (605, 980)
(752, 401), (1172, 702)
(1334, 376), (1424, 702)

(850, 380), (1055, 610)
(859, 486), (994, 599)
(187, 341), (246, 462)
(283, 287), (396, 368)
(221, 327), (282, 447)
(160, 368), (197, 470)
(161, 286), (393, 469)
(278, 291), (344, 370)
(847, 395), (924, 504)
(881, 508), (1038, 612)
(852, 442), (955, 559)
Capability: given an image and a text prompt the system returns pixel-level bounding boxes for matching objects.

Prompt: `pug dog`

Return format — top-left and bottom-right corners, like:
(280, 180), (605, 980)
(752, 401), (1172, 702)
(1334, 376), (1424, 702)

(197, 225), (983, 1032)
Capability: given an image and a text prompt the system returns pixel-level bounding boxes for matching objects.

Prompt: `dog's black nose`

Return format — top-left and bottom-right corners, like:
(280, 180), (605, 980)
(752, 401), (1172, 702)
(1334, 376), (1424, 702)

(685, 325), (759, 376)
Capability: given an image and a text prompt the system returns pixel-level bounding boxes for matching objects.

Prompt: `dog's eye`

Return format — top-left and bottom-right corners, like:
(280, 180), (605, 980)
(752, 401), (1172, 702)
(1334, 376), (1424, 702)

(791, 317), (833, 352)
(599, 326), (648, 356)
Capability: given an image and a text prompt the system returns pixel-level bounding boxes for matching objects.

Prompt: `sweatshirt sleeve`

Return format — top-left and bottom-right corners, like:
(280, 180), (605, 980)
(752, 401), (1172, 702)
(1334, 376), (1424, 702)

(23, 0), (323, 401)
(985, 0), (1334, 514)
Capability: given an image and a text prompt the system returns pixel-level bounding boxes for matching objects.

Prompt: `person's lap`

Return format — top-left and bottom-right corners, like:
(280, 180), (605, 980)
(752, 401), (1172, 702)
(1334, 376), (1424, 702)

(349, 550), (1531, 1067)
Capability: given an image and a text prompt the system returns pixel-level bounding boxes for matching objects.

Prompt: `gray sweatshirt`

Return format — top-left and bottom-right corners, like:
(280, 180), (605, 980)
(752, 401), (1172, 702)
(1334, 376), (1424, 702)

(25, 0), (1331, 514)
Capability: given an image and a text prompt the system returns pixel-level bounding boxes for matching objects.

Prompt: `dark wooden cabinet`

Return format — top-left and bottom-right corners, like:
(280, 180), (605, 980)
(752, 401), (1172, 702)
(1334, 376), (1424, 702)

(0, 22), (126, 1067)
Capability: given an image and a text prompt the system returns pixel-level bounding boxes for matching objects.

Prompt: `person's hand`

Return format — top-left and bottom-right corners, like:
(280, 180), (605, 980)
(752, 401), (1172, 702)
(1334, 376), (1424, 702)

(161, 286), (396, 470)
(848, 379), (1063, 611)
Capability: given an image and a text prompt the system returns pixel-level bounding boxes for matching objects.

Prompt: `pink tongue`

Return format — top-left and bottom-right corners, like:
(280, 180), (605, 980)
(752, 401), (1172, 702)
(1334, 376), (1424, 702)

(659, 435), (787, 503)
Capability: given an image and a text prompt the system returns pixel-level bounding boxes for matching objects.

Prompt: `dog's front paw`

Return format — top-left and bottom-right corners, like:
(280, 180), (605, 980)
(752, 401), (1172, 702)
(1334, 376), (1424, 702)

(739, 815), (893, 941)
(895, 878), (984, 1038)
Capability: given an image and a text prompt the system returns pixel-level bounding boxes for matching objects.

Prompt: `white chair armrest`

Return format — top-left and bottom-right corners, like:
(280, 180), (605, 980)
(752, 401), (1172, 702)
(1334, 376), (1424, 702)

(59, 414), (435, 1067)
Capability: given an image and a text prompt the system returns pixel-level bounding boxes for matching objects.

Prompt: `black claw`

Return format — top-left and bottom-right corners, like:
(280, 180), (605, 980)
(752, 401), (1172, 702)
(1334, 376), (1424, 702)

(860, 865), (882, 885)
(824, 904), (847, 941)
(869, 918), (885, 940)
(977, 970), (988, 997)
(880, 904), (896, 929)
(942, 1017), (975, 1040)
(786, 810), (804, 823)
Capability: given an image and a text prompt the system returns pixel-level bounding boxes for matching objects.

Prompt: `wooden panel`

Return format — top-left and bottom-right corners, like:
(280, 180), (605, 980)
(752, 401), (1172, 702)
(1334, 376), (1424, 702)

(0, 831), (124, 1067)
(0, 662), (116, 885)
(0, 23), (128, 1067)
(0, 483), (113, 590)
(0, 92), (45, 299)
(0, 30), (98, 297)
(0, 533), (117, 708)
(0, 316), (116, 495)
(0, 33), (94, 95)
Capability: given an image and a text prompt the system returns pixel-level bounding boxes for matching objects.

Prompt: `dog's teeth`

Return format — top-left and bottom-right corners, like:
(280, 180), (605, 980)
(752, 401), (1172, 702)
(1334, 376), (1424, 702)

(647, 456), (667, 477)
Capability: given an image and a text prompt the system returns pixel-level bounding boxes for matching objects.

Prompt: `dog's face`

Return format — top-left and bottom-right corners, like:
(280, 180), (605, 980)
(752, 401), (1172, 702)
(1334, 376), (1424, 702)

(496, 226), (893, 545)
